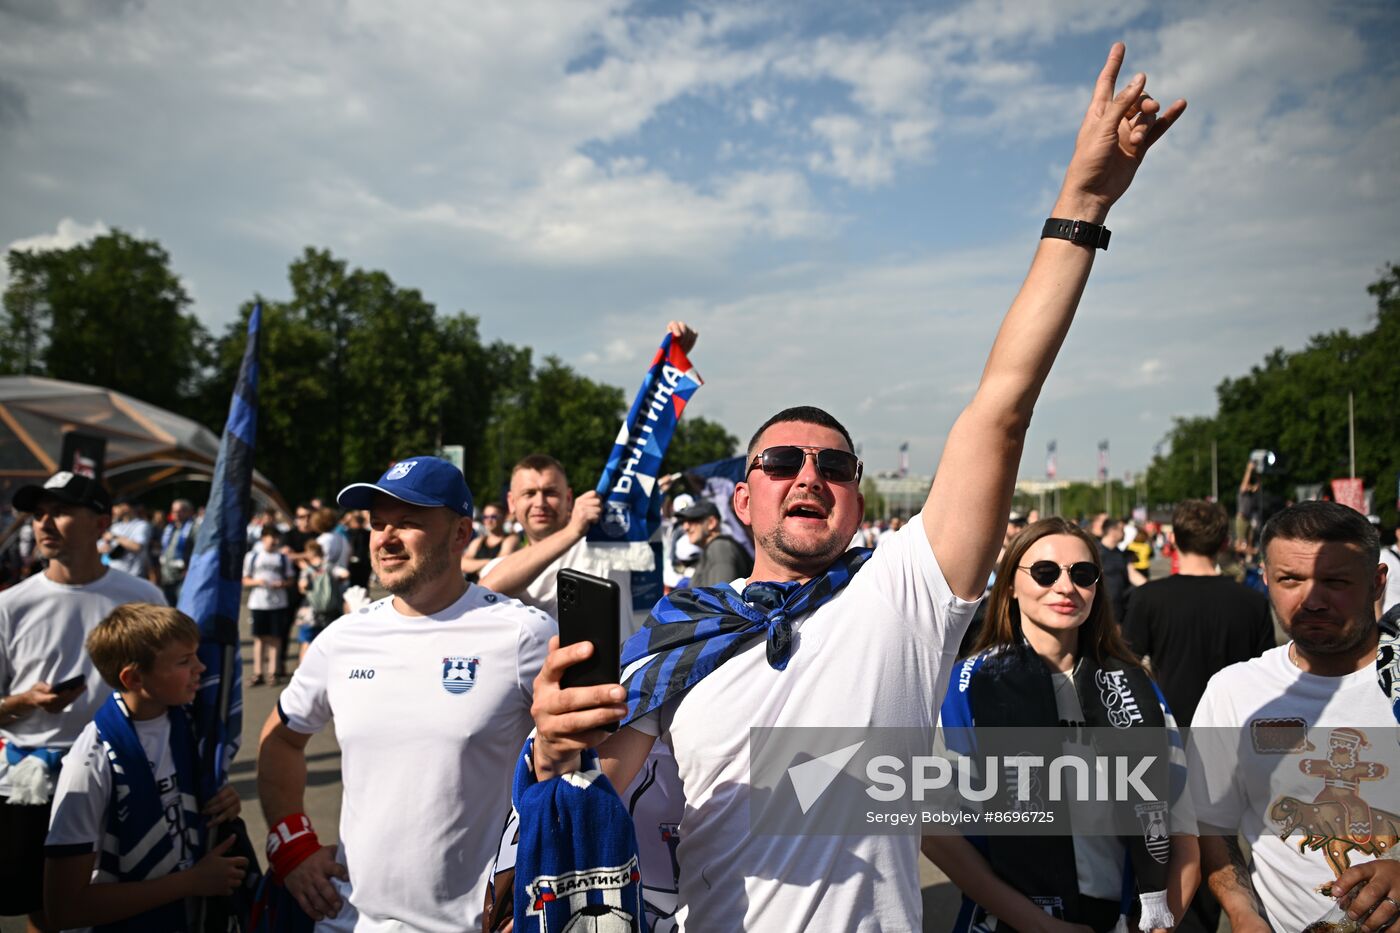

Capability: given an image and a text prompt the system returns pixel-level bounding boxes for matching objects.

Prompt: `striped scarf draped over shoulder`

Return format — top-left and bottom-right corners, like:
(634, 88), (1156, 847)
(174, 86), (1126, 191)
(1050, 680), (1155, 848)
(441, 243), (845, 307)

(620, 548), (872, 723)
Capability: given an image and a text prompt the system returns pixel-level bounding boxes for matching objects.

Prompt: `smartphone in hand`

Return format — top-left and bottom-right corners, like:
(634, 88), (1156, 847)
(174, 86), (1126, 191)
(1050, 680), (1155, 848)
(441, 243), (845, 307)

(51, 674), (86, 694)
(556, 569), (622, 730)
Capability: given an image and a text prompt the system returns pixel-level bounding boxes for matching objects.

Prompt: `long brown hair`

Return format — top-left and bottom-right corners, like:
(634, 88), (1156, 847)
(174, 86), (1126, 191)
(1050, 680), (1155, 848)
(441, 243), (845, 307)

(966, 517), (1142, 668)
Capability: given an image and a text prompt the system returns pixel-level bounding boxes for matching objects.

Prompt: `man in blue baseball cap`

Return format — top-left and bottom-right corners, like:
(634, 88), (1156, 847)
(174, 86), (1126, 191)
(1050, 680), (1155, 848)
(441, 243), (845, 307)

(255, 456), (555, 931)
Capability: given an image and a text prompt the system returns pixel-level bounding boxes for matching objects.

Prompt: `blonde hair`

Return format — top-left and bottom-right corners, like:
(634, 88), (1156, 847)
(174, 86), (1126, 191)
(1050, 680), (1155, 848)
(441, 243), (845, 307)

(87, 603), (201, 688)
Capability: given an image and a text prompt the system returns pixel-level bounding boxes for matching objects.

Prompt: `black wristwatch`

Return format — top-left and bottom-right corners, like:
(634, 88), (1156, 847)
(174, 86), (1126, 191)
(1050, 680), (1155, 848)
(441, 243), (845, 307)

(1041, 217), (1111, 250)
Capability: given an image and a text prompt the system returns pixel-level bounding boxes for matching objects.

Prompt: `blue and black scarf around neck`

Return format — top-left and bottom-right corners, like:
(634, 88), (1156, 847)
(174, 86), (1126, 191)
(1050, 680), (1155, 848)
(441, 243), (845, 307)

(619, 547), (871, 724)
(92, 692), (203, 933)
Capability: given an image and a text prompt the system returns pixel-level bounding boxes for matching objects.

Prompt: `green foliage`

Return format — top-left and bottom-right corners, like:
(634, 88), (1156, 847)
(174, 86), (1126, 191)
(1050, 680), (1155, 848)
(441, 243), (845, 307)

(861, 478), (886, 521)
(478, 354), (627, 501)
(1144, 261), (1400, 525)
(1, 230), (211, 408)
(202, 249), (523, 506)
(4, 234), (742, 513)
(661, 417), (739, 479)
(1012, 480), (1140, 522)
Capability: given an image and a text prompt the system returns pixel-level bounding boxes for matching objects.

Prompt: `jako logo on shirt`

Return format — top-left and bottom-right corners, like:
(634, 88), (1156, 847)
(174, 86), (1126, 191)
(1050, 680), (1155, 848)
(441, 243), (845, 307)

(349, 668), (375, 680)
(442, 656), (480, 695)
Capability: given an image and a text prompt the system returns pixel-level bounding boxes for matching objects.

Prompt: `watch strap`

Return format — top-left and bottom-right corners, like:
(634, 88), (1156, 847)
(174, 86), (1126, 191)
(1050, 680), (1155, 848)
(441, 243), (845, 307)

(1041, 217), (1111, 250)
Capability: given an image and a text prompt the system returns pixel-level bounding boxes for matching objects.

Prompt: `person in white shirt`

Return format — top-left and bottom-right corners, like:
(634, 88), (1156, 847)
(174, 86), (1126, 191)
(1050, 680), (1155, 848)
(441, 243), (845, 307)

(529, 43), (1187, 930)
(256, 456), (553, 932)
(1379, 522), (1400, 615)
(0, 471), (164, 931)
(100, 501), (154, 579)
(1192, 500), (1400, 933)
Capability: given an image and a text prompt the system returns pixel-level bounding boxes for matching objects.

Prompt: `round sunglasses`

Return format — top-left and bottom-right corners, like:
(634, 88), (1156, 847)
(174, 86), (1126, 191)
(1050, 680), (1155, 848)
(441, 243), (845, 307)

(1018, 561), (1101, 588)
(746, 445), (863, 484)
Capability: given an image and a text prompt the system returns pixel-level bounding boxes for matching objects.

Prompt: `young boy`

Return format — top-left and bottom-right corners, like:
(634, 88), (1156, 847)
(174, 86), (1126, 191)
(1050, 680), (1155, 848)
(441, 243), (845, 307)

(243, 527), (294, 686)
(42, 603), (247, 931)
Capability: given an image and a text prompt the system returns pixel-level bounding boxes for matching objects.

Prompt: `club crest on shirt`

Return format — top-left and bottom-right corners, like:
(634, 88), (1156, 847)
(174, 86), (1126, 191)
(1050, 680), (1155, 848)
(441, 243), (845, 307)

(442, 656), (480, 694)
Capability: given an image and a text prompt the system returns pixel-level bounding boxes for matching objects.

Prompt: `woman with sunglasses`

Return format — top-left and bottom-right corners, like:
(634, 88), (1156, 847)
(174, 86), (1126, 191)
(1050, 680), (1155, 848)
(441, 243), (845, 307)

(461, 503), (520, 581)
(462, 501), (523, 582)
(924, 518), (1198, 933)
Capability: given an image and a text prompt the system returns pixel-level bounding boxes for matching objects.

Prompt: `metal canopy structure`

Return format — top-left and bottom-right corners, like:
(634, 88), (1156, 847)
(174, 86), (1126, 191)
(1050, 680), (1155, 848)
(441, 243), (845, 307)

(0, 375), (286, 513)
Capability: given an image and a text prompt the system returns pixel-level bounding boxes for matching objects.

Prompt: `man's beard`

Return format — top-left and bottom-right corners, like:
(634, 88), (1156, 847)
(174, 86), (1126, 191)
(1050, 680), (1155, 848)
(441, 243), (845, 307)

(758, 523), (846, 573)
(375, 531), (455, 599)
(1290, 612), (1377, 659)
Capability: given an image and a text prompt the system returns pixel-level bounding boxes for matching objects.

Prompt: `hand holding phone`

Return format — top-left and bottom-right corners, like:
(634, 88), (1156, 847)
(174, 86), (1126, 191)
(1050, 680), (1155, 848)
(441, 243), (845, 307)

(556, 569), (622, 701)
(51, 674), (86, 694)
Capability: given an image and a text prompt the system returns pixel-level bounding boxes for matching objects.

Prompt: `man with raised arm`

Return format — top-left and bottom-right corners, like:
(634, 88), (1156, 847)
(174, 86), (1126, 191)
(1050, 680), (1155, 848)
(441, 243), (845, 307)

(527, 44), (1186, 930)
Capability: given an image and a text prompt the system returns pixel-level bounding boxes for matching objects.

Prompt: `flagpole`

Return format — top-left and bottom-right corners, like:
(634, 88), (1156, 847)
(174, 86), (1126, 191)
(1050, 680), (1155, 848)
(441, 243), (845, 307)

(1349, 390), (1356, 479)
(1211, 439), (1218, 502)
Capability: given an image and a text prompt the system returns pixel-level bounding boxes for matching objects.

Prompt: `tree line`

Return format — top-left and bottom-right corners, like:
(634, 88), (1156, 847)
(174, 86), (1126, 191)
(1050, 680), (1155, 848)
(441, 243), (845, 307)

(1, 231), (738, 507)
(1143, 261), (1400, 527)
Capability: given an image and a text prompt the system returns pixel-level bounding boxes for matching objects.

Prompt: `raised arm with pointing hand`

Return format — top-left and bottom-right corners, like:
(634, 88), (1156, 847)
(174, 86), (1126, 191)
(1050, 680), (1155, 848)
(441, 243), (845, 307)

(533, 43), (1186, 786)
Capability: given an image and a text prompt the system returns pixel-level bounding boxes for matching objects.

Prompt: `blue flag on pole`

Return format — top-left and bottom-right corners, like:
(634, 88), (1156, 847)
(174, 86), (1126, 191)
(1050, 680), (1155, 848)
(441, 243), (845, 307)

(179, 304), (259, 802)
(586, 333), (702, 568)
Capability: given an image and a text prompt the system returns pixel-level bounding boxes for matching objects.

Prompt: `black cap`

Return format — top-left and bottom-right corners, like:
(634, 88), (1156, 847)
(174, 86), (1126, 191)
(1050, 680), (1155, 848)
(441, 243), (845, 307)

(676, 499), (720, 522)
(13, 471), (113, 514)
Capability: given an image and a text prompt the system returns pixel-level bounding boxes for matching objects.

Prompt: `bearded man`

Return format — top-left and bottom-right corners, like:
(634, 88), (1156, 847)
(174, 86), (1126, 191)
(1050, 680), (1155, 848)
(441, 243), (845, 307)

(256, 456), (554, 931)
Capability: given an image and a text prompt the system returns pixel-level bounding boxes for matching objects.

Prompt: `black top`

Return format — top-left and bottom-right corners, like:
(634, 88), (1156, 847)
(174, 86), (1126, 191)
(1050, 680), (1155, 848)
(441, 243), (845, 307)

(1123, 573), (1275, 726)
(1098, 543), (1133, 627)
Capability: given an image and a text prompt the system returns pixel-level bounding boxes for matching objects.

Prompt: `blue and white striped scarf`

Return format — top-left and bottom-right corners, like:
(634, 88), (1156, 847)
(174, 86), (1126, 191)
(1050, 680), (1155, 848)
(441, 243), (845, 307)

(620, 548), (871, 724)
(92, 692), (203, 933)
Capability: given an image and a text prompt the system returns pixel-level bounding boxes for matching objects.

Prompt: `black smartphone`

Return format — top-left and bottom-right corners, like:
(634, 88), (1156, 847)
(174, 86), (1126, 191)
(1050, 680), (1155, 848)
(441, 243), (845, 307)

(51, 674), (85, 693)
(557, 568), (621, 706)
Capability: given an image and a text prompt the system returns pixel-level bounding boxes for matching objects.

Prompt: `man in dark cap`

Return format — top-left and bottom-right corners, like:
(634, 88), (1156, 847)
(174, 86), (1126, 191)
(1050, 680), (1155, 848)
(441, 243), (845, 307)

(0, 471), (164, 930)
(676, 498), (752, 588)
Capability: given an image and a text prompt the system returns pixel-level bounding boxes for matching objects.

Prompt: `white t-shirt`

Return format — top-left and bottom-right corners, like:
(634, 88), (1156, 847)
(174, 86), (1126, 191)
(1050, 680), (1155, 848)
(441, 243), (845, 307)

(47, 712), (198, 875)
(484, 537), (644, 643)
(106, 518), (153, 578)
(243, 543), (292, 610)
(1190, 644), (1397, 933)
(0, 569), (165, 795)
(631, 513), (980, 930)
(1381, 546), (1400, 614)
(277, 585), (554, 933)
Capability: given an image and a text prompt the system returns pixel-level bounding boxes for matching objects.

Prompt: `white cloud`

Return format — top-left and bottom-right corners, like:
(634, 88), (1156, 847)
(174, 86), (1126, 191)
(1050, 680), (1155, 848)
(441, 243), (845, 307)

(0, 0), (1393, 480)
(3, 218), (111, 280)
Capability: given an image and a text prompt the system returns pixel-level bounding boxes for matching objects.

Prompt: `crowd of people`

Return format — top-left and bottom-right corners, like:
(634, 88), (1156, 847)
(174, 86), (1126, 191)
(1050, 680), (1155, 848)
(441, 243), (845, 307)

(2, 40), (1399, 933)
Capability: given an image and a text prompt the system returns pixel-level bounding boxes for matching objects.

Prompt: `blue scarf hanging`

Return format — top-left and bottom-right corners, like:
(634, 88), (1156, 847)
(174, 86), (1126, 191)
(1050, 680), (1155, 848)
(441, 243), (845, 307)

(620, 548), (871, 724)
(512, 739), (647, 933)
(92, 692), (203, 933)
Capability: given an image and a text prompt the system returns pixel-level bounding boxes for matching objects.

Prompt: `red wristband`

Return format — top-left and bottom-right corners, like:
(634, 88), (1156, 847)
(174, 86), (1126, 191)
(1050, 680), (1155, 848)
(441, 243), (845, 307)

(266, 813), (321, 880)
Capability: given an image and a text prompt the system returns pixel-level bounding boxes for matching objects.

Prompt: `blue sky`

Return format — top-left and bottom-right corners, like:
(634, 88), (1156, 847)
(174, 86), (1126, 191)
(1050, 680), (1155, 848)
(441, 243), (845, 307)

(2, 0), (1396, 483)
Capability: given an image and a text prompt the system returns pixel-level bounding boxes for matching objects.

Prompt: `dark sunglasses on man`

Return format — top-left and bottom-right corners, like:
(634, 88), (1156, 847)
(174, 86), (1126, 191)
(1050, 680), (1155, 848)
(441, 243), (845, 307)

(1018, 561), (1101, 588)
(746, 445), (863, 484)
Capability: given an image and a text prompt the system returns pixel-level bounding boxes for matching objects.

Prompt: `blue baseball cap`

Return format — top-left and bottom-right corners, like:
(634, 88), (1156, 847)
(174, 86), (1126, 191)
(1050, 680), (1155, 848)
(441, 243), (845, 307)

(337, 456), (474, 517)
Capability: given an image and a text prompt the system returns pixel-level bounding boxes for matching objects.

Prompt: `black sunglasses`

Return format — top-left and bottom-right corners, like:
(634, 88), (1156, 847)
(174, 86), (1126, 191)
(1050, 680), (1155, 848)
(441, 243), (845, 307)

(1018, 561), (1101, 588)
(746, 445), (863, 484)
